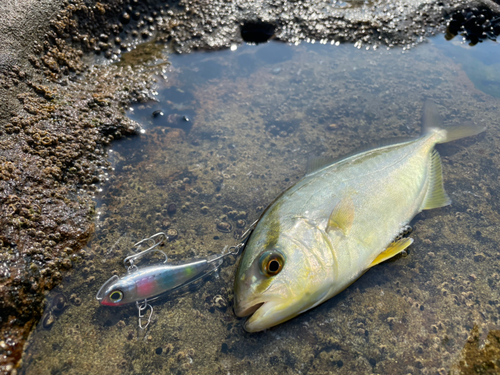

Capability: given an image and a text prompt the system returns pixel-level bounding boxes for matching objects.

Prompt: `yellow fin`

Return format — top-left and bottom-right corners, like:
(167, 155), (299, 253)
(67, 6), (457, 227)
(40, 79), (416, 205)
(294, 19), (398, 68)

(420, 150), (451, 211)
(369, 237), (413, 268)
(326, 197), (355, 235)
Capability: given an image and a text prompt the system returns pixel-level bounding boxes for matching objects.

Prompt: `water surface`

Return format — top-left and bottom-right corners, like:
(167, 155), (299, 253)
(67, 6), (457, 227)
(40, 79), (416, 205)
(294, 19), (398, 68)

(22, 37), (500, 374)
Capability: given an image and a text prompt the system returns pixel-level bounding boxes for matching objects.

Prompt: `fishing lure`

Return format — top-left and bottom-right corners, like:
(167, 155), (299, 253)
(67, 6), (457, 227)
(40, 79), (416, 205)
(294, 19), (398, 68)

(96, 225), (254, 329)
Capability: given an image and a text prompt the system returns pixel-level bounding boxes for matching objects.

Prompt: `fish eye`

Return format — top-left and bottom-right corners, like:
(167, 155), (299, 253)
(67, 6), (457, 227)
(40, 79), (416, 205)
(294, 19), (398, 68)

(109, 290), (123, 303)
(259, 251), (284, 277)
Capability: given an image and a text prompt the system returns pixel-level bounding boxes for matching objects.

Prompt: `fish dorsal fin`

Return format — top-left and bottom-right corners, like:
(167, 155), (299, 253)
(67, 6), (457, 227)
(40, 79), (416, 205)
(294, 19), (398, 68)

(420, 150), (451, 211)
(369, 238), (413, 268)
(326, 197), (355, 235)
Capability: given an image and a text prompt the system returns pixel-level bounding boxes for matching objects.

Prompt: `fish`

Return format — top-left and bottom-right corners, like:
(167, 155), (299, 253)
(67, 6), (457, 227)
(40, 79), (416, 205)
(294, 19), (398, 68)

(234, 102), (485, 332)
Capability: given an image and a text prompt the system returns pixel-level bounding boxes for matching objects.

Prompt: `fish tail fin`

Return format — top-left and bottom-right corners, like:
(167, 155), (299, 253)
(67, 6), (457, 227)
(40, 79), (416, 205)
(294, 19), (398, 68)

(422, 100), (486, 144)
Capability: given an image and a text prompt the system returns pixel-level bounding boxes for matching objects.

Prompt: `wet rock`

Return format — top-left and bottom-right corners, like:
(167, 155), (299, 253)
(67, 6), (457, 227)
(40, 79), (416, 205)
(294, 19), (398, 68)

(446, 7), (500, 45)
(451, 326), (500, 374)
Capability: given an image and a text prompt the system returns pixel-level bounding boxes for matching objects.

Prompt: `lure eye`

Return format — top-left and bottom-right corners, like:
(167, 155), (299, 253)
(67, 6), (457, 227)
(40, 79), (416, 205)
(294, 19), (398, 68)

(260, 251), (284, 277)
(109, 290), (123, 303)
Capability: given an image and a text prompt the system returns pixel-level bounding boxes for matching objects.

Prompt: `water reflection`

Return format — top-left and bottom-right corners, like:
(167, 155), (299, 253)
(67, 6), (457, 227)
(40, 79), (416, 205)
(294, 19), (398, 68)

(435, 36), (500, 98)
(22, 38), (500, 374)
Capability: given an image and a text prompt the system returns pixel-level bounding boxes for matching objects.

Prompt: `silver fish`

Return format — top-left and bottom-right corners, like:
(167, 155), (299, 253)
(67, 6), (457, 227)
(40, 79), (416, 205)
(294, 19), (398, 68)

(234, 102), (485, 332)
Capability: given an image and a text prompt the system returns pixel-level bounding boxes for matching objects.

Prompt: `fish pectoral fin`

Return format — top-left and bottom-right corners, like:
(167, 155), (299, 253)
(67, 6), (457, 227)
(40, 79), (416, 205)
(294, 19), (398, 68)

(420, 150), (451, 211)
(326, 197), (355, 235)
(369, 238), (414, 268)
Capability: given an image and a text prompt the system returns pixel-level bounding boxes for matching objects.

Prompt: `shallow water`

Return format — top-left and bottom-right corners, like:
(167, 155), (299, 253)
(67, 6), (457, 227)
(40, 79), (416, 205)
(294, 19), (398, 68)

(22, 36), (500, 374)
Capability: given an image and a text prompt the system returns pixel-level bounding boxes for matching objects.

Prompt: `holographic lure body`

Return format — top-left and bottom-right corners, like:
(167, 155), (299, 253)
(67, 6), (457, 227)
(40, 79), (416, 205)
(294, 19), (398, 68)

(97, 255), (223, 306)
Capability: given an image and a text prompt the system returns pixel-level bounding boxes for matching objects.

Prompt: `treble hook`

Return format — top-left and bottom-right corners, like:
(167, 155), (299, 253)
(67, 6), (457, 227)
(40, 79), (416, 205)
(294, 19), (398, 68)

(136, 299), (153, 330)
(124, 232), (169, 271)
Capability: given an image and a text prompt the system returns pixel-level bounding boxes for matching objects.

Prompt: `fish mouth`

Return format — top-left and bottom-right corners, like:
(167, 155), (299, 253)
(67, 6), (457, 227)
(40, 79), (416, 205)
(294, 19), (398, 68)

(235, 299), (288, 332)
(234, 301), (265, 318)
